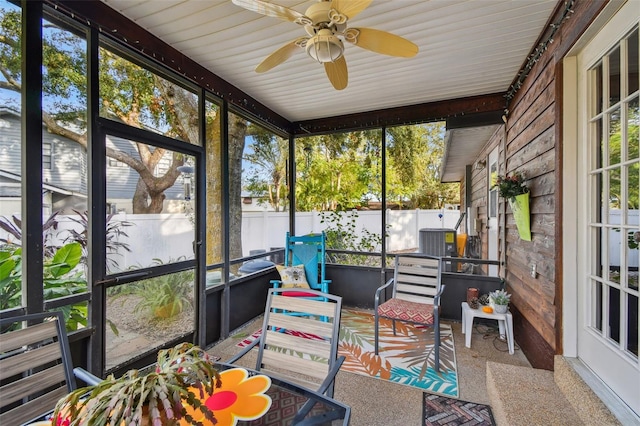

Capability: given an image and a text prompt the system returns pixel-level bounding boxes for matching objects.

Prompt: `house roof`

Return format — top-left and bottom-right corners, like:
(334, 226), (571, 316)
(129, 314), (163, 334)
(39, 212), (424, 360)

(80, 1), (561, 180)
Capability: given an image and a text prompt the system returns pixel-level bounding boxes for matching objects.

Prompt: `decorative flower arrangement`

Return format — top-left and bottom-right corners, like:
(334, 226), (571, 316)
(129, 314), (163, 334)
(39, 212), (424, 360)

(493, 172), (529, 200)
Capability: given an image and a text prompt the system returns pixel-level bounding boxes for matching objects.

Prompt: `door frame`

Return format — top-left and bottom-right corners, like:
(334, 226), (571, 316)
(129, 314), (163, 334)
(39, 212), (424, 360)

(487, 147), (499, 276)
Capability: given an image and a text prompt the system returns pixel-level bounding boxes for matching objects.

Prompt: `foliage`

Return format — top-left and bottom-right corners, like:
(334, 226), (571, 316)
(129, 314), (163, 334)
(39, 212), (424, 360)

(0, 212), (62, 258)
(52, 342), (221, 426)
(243, 125), (289, 212)
(319, 210), (386, 266)
(493, 172), (529, 200)
(489, 289), (511, 306)
(61, 210), (134, 274)
(386, 123), (459, 209)
(131, 258), (194, 320)
(0, 210), (132, 330)
(0, 6), (199, 213)
(0, 243), (88, 329)
(295, 130), (379, 211)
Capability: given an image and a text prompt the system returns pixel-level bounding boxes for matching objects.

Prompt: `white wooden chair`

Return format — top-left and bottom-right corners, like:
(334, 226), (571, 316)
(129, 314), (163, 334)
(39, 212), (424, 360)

(374, 254), (445, 371)
(228, 288), (344, 397)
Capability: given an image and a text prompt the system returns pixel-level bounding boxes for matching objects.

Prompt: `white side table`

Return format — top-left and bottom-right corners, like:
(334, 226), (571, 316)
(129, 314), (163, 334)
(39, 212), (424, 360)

(461, 302), (514, 354)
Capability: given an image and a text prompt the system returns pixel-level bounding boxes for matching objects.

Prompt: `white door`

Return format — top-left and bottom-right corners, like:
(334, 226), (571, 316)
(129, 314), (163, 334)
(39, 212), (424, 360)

(576, 3), (639, 416)
(487, 148), (499, 276)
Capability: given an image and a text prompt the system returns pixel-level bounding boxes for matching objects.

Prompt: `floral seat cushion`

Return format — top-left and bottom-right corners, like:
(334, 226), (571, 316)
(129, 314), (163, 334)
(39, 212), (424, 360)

(377, 298), (434, 324)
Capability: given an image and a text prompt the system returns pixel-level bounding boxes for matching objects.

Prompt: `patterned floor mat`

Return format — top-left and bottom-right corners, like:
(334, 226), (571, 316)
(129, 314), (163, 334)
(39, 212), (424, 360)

(423, 394), (495, 425)
(338, 309), (458, 397)
(235, 309), (458, 397)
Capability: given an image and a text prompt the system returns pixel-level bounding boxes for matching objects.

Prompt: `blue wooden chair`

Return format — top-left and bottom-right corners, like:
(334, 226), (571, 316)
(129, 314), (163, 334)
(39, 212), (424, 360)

(270, 232), (331, 301)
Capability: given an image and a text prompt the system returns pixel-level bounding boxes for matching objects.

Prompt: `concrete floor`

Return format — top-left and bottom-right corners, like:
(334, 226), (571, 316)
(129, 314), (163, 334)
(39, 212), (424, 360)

(208, 313), (532, 426)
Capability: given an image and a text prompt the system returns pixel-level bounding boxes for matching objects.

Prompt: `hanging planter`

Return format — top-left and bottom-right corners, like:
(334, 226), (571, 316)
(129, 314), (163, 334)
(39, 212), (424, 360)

(508, 192), (531, 241)
(493, 172), (532, 241)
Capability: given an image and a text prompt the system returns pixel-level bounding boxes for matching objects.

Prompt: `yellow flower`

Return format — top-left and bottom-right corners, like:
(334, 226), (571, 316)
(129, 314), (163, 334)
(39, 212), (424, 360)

(182, 368), (272, 425)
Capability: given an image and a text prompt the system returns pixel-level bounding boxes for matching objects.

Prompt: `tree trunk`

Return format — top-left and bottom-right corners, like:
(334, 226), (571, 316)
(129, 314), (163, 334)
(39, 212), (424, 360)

(228, 115), (247, 270)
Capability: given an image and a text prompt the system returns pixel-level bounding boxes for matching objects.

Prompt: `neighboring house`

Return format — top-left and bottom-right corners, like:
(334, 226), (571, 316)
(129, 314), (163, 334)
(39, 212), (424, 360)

(441, 1), (638, 418)
(0, 107), (186, 215)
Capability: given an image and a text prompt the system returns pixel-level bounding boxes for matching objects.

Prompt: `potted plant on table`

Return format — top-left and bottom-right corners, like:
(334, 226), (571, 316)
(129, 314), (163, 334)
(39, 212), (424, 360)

(489, 289), (511, 314)
(53, 343), (221, 426)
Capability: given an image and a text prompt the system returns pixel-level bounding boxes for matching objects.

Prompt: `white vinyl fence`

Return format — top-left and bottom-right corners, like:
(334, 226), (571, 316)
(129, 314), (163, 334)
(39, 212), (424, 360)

(2, 209), (637, 270)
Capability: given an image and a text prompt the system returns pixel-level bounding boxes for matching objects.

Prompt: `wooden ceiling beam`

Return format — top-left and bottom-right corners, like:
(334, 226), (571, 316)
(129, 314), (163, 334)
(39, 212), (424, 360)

(292, 92), (507, 136)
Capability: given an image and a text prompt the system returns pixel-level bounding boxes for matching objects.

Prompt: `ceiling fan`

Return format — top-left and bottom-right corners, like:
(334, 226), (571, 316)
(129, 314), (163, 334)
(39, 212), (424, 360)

(232, 0), (419, 90)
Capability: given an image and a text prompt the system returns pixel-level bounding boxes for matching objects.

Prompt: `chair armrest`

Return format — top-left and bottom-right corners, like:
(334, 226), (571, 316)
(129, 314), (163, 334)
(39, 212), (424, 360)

(73, 367), (102, 386)
(293, 356), (345, 424)
(433, 284), (446, 306)
(317, 355), (345, 396)
(226, 337), (260, 364)
(374, 278), (395, 309)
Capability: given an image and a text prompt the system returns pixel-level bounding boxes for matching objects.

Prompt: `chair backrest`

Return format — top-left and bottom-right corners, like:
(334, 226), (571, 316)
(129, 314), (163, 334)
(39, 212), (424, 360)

(255, 288), (342, 392)
(0, 311), (76, 426)
(284, 232), (327, 290)
(392, 254), (442, 305)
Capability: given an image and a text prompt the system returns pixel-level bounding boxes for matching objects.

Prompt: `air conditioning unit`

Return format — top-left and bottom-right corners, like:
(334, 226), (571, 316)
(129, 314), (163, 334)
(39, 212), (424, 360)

(418, 228), (458, 272)
(418, 228), (457, 256)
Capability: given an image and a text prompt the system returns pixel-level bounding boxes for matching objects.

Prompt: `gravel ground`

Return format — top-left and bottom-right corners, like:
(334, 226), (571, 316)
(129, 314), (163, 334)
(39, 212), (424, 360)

(105, 294), (195, 369)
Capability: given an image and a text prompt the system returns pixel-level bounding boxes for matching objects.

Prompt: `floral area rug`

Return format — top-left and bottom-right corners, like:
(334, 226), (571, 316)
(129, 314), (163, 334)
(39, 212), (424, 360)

(423, 394), (495, 425)
(235, 309), (458, 397)
(339, 309), (458, 397)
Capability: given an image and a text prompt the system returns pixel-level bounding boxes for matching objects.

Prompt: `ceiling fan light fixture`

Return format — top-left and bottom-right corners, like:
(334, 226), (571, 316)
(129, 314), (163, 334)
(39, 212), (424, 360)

(306, 29), (344, 63)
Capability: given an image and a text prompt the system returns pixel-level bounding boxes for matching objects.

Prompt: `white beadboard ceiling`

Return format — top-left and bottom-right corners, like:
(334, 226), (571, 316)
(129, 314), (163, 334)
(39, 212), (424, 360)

(100, 0), (558, 123)
(99, 0), (559, 182)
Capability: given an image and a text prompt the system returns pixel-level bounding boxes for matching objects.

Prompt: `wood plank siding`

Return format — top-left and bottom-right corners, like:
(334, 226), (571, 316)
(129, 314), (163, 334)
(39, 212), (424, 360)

(464, 1), (609, 369)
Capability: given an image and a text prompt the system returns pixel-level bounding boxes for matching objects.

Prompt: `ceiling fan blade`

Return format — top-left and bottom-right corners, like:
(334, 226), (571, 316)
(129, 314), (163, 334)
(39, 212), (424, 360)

(255, 38), (305, 73)
(324, 56), (348, 90)
(347, 28), (418, 58)
(330, 0), (372, 20)
(232, 0), (305, 23)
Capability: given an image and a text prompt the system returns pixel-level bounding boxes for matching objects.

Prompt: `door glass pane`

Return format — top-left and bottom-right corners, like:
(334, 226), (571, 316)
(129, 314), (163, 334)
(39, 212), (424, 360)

(627, 29), (638, 96)
(105, 269), (195, 370)
(594, 280), (603, 332)
(609, 109), (621, 168)
(628, 293), (638, 356)
(595, 120), (603, 169)
(609, 286), (620, 343)
(628, 97), (639, 163)
(98, 47), (200, 145)
(105, 137), (196, 273)
(609, 47), (620, 106)
(594, 63), (603, 115)
(0, 1), (22, 312)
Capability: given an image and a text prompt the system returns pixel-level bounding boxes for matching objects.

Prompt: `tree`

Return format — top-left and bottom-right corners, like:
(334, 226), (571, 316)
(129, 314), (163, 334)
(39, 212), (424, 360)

(386, 123), (459, 209)
(295, 130), (381, 211)
(1, 5), (249, 264)
(243, 125), (288, 212)
(0, 8), (201, 214)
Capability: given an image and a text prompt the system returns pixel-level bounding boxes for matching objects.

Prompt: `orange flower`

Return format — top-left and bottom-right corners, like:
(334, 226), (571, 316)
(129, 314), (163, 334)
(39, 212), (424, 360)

(182, 368), (272, 425)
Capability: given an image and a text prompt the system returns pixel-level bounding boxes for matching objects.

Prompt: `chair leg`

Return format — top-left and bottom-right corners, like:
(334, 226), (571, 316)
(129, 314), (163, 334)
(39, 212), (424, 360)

(374, 311), (380, 355)
(434, 317), (440, 372)
(392, 319), (396, 336)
